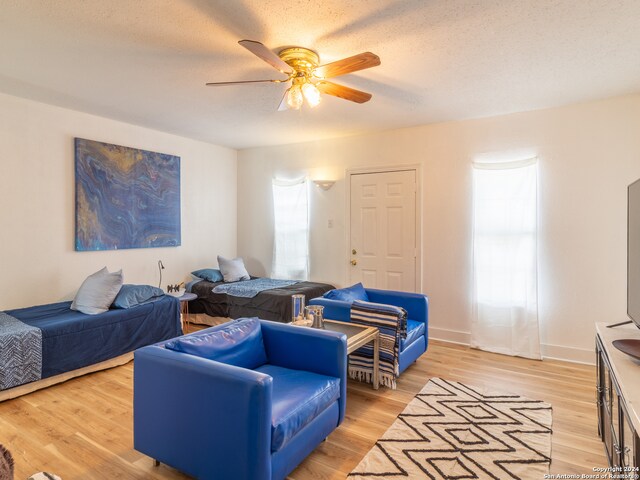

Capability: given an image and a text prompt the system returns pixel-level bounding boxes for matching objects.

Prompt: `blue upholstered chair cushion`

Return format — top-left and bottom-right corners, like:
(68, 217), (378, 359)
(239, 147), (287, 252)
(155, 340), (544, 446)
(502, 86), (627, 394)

(112, 284), (164, 309)
(217, 256), (251, 283)
(323, 283), (369, 303)
(255, 364), (340, 452)
(165, 318), (267, 369)
(400, 319), (426, 351)
(191, 268), (223, 283)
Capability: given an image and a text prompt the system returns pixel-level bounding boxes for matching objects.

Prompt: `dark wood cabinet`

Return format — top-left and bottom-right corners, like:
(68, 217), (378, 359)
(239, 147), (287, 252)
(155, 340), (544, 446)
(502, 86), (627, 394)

(596, 326), (640, 469)
(622, 401), (638, 468)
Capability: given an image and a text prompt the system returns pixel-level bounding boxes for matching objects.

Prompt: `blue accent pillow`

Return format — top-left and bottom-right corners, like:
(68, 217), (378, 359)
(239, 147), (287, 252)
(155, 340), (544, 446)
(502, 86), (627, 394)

(217, 255), (251, 283)
(112, 284), (165, 309)
(71, 267), (124, 315)
(165, 317), (267, 369)
(191, 268), (223, 283)
(323, 283), (369, 302)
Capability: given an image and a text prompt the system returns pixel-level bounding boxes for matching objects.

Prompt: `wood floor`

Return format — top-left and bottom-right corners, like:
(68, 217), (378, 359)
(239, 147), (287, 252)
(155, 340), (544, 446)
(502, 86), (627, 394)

(0, 339), (605, 479)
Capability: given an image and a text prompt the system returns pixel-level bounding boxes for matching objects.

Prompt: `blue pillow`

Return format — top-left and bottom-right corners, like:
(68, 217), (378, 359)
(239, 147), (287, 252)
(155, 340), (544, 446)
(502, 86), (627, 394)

(191, 268), (223, 283)
(112, 284), (165, 309)
(165, 317), (267, 369)
(323, 283), (369, 302)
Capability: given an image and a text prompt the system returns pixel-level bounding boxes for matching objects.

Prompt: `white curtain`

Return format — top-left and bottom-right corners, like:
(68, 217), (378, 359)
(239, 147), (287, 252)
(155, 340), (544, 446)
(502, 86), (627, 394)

(272, 177), (309, 280)
(471, 158), (540, 359)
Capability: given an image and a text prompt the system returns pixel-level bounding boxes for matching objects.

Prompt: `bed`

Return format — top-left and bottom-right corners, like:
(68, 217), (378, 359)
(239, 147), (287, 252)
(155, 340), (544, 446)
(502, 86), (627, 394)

(0, 295), (181, 400)
(189, 278), (334, 322)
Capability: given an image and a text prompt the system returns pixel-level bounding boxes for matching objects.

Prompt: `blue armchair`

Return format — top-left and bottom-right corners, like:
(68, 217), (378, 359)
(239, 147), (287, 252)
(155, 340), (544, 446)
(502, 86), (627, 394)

(134, 318), (347, 480)
(309, 287), (428, 374)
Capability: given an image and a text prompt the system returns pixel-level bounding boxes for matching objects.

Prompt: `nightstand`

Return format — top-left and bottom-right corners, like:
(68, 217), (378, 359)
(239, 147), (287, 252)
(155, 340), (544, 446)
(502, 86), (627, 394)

(177, 292), (197, 333)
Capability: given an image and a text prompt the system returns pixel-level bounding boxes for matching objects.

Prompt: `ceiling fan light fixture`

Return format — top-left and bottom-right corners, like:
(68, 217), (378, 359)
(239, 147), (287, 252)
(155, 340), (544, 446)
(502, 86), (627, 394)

(286, 84), (303, 110)
(206, 41), (380, 111)
(302, 82), (321, 107)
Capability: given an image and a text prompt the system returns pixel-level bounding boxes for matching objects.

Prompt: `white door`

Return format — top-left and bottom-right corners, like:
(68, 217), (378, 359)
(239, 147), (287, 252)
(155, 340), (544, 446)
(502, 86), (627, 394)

(349, 170), (417, 291)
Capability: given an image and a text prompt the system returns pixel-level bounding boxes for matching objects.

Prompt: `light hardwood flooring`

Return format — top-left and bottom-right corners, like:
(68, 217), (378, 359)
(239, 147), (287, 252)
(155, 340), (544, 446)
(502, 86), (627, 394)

(0, 338), (605, 479)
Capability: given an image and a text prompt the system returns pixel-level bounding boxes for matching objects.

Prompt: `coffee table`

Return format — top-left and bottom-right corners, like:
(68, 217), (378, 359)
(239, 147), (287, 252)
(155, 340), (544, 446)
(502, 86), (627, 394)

(323, 320), (379, 390)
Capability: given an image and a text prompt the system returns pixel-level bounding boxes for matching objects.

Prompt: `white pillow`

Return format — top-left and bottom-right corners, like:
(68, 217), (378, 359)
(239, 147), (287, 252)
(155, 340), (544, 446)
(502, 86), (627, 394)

(217, 256), (250, 283)
(71, 267), (123, 315)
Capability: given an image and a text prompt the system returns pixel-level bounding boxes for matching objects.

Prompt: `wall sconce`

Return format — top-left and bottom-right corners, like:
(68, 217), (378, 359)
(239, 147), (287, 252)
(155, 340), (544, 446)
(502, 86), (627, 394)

(313, 180), (335, 191)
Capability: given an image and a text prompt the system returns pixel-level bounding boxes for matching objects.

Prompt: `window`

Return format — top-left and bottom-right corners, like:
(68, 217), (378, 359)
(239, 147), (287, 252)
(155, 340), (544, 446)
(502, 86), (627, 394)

(272, 178), (309, 280)
(471, 158), (540, 359)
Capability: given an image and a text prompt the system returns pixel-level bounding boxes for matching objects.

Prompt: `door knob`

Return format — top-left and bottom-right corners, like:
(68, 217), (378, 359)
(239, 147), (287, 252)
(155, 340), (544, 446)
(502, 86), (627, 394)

(351, 259), (357, 266)
(352, 249), (357, 255)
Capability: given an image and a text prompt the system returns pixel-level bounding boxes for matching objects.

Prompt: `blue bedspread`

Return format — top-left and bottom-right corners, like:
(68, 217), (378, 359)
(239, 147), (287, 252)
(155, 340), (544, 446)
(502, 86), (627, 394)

(213, 278), (299, 298)
(6, 295), (181, 380)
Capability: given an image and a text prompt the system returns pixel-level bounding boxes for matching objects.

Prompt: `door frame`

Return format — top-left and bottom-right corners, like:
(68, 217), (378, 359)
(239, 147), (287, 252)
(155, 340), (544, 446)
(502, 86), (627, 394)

(345, 164), (422, 293)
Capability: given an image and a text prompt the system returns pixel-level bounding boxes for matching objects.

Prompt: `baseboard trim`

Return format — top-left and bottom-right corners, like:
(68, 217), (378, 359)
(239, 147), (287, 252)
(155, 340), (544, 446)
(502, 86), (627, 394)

(429, 327), (471, 345)
(541, 343), (595, 365)
(429, 327), (595, 365)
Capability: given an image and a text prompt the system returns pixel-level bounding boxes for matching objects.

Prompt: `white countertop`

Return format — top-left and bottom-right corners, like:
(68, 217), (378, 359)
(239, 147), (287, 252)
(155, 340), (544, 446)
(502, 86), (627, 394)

(596, 322), (640, 433)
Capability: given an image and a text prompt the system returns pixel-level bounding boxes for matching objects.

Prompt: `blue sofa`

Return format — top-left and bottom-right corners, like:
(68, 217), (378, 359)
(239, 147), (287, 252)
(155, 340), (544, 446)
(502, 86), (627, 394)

(133, 318), (347, 480)
(309, 287), (428, 374)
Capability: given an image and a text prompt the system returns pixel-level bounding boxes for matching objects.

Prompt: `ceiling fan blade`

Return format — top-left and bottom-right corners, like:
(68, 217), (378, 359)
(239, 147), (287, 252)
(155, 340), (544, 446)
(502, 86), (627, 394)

(206, 79), (284, 86)
(277, 87), (291, 111)
(239, 40), (293, 74)
(316, 81), (372, 104)
(314, 52), (380, 79)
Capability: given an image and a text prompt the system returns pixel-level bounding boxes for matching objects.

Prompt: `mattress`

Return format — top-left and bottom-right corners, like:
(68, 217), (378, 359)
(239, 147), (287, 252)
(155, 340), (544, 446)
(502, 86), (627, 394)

(189, 279), (334, 322)
(6, 295), (181, 379)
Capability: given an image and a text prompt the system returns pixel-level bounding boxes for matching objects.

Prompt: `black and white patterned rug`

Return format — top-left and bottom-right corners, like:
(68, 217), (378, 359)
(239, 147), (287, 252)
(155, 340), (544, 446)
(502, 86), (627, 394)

(348, 378), (552, 479)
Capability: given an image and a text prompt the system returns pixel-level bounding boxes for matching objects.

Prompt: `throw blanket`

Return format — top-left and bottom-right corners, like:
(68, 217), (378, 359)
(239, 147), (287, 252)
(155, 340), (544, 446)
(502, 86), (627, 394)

(213, 278), (299, 298)
(349, 300), (407, 389)
(0, 312), (42, 390)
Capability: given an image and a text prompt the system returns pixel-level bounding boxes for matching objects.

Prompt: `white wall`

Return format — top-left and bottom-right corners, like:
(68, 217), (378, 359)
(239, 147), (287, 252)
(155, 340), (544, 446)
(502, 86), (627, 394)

(238, 94), (640, 363)
(0, 93), (237, 310)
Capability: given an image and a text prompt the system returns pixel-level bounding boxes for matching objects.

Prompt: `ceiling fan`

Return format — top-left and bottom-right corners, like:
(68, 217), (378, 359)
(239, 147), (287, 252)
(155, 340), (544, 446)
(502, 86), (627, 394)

(206, 40), (381, 111)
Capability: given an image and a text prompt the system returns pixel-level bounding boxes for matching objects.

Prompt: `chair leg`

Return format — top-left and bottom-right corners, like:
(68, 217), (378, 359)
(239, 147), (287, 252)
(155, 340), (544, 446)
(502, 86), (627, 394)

(154, 460), (160, 467)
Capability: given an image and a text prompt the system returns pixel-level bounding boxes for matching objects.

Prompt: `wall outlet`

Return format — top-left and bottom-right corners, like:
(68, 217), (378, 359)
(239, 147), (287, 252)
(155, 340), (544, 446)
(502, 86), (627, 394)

(328, 219), (334, 228)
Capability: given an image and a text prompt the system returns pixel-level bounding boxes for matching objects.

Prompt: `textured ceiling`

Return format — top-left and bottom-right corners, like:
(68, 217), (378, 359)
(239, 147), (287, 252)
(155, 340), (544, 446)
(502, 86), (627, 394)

(1, 0), (640, 149)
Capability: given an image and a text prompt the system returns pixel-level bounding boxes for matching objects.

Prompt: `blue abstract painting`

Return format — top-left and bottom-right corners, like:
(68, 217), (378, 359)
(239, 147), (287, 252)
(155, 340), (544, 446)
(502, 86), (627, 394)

(75, 138), (181, 251)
